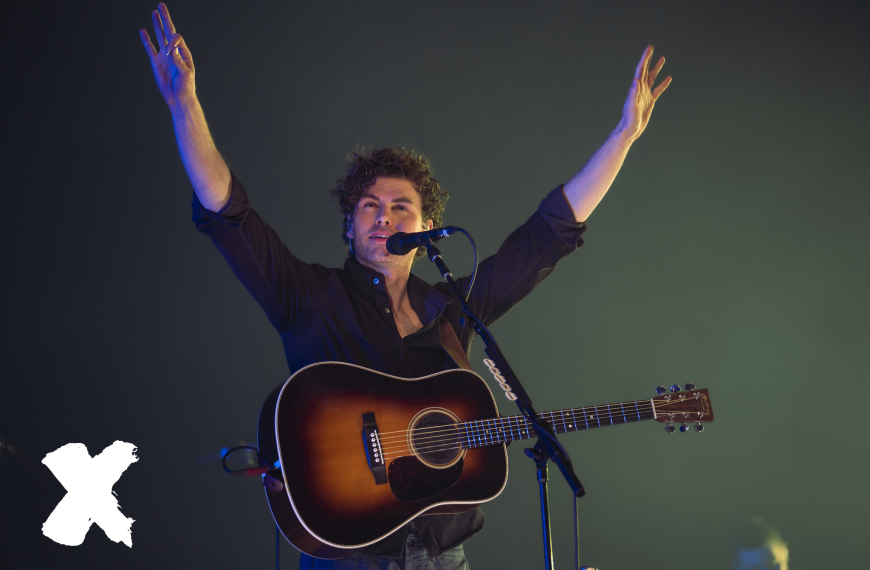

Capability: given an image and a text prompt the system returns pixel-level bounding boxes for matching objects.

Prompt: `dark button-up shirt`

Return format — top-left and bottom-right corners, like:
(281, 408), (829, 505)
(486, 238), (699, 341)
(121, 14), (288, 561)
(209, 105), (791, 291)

(192, 174), (586, 557)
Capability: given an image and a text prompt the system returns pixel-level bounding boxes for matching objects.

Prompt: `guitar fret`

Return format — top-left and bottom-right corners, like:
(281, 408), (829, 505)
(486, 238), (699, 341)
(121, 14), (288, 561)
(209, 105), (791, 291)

(463, 423), (472, 448)
(478, 420), (488, 446)
(570, 408), (578, 431)
(472, 421), (482, 448)
(506, 417), (516, 441)
(620, 403), (627, 424)
(634, 401), (641, 421)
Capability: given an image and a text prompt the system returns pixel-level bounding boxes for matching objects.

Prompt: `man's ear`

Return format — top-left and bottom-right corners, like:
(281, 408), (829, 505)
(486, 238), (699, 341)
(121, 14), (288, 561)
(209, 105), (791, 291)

(346, 215), (354, 239)
(424, 219), (434, 231)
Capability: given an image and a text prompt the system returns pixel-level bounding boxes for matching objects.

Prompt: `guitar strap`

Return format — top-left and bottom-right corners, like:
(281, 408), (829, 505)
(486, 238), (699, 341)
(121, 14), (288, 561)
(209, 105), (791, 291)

(439, 318), (473, 371)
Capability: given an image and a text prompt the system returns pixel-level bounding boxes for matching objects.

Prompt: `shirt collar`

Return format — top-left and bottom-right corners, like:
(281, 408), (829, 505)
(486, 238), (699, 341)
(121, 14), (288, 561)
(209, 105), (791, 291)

(343, 257), (453, 325)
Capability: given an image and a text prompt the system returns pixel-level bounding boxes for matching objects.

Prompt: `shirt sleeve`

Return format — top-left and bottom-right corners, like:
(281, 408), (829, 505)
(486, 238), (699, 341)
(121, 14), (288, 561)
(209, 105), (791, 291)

(191, 173), (327, 332)
(451, 184), (586, 329)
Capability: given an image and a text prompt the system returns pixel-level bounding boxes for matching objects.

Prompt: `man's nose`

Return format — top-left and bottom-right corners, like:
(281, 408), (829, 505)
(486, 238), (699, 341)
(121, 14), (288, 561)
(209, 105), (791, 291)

(376, 208), (391, 225)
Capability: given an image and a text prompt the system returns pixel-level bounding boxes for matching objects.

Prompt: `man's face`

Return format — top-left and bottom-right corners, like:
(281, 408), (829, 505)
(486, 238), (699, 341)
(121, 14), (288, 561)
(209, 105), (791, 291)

(347, 177), (433, 272)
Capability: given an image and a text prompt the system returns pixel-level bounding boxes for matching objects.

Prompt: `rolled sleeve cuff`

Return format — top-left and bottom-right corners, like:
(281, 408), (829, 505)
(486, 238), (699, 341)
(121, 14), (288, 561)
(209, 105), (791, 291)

(191, 172), (250, 228)
(537, 184), (587, 247)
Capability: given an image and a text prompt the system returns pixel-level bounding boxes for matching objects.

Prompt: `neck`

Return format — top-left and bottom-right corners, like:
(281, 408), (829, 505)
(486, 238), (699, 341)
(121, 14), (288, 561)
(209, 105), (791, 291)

(357, 257), (412, 309)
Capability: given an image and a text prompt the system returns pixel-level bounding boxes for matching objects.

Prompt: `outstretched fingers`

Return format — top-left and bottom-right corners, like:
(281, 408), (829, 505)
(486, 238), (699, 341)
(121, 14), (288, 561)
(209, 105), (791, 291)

(652, 76), (672, 100)
(158, 3), (177, 40)
(152, 10), (167, 48)
(647, 56), (665, 87)
(634, 45), (653, 84)
(139, 29), (157, 57)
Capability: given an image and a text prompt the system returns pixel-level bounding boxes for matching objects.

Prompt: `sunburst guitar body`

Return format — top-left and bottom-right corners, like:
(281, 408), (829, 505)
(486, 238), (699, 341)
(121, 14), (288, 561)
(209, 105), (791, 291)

(257, 362), (714, 559)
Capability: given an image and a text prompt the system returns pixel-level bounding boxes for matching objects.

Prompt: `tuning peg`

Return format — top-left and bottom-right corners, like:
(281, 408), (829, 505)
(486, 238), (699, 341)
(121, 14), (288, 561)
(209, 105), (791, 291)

(670, 385), (681, 393)
(665, 422), (675, 434)
(656, 386), (667, 396)
(684, 382), (696, 391)
(679, 424), (688, 433)
(693, 424), (704, 433)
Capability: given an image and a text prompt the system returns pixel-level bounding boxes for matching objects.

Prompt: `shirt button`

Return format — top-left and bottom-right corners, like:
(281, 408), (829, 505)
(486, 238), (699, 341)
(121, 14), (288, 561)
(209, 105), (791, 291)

(384, 308), (390, 313)
(373, 278), (379, 285)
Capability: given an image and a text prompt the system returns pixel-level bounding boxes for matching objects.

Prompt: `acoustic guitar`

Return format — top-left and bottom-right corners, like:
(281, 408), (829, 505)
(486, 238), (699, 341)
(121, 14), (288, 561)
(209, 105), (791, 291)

(257, 362), (714, 558)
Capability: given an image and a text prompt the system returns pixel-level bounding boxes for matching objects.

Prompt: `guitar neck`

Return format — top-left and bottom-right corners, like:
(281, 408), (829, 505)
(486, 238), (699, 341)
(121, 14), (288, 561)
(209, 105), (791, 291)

(458, 399), (657, 448)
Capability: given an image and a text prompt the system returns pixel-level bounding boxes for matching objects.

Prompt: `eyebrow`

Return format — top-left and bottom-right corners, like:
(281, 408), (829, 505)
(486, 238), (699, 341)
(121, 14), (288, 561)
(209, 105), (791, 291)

(360, 193), (416, 205)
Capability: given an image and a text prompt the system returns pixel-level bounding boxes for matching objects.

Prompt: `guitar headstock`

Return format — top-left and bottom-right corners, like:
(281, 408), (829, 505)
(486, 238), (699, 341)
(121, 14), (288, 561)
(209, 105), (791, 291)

(652, 384), (714, 433)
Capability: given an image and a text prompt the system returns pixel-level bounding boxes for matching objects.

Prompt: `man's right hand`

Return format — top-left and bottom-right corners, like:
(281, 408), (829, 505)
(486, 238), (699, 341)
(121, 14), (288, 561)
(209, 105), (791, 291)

(139, 2), (230, 212)
(140, 3), (195, 108)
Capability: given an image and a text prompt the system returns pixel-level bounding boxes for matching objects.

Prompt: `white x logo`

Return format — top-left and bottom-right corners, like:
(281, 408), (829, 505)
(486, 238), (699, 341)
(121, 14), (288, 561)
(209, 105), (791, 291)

(41, 441), (138, 547)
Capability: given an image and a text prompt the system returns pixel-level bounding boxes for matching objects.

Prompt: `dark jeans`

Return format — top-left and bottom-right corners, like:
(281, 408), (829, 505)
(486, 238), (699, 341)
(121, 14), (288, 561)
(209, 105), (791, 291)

(299, 543), (469, 570)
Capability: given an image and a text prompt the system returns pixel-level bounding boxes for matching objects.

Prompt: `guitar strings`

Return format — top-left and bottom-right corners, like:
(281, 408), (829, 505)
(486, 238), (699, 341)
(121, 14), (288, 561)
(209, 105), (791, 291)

(371, 401), (662, 440)
(373, 401), (660, 444)
(380, 414), (662, 460)
(376, 408), (663, 452)
(374, 402), (662, 449)
(368, 399), (704, 460)
(380, 418), (658, 457)
(378, 412), (663, 459)
(375, 400), (706, 460)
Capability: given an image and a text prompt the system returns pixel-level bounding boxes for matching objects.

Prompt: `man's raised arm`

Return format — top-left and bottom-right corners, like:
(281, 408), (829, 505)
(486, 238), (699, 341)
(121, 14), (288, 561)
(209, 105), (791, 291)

(563, 45), (672, 222)
(140, 3), (231, 213)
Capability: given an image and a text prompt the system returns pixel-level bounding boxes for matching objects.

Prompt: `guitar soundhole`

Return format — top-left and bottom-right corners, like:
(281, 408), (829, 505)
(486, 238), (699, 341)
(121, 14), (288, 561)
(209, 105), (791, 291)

(407, 408), (466, 469)
(388, 408), (469, 501)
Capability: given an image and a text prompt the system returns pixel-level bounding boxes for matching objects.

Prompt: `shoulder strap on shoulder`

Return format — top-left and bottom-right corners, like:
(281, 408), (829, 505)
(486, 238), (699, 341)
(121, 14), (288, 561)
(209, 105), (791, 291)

(439, 318), (472, 371)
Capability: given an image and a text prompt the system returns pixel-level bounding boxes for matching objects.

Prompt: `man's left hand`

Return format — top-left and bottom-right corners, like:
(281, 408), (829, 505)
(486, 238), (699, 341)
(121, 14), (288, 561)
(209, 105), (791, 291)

(620, 45), (672, 141)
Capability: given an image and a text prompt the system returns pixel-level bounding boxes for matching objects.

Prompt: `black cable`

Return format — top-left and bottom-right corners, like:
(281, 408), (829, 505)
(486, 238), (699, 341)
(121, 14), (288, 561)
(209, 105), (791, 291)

(220, 447), (281, 567)
(221, 445), (270, 475)
(457, 228), (478, 302)
(574, 493), (580, 570)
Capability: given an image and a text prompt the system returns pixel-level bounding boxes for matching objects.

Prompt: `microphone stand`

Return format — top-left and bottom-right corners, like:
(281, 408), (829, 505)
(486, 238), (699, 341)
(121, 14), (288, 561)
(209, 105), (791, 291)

(424, 242), (585, 570)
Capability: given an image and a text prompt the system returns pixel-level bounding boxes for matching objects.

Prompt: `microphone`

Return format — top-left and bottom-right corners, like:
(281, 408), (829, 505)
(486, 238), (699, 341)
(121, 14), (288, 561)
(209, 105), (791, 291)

(386, 227), (459, 256)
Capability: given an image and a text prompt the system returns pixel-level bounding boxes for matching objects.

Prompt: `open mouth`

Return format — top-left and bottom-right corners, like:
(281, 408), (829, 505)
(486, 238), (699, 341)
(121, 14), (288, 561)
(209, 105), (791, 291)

(369, 232), (392, 243)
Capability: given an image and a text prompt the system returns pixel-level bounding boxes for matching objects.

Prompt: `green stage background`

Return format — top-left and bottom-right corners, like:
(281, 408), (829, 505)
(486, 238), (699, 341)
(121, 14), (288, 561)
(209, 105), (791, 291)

(2, 0), (868, 568)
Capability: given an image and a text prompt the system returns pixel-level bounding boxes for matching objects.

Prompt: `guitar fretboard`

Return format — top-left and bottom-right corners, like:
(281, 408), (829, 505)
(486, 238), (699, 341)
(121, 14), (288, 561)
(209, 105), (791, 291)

(458, 399), (657, 449)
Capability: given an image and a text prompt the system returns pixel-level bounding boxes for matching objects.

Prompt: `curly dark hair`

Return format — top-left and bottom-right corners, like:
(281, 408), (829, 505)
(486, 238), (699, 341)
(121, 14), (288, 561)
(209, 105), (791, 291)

(331, 147), (449, 258)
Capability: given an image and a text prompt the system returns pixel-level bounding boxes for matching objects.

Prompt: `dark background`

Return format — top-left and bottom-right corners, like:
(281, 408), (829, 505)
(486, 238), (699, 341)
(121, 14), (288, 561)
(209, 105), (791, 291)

(2, 0), (868, 568)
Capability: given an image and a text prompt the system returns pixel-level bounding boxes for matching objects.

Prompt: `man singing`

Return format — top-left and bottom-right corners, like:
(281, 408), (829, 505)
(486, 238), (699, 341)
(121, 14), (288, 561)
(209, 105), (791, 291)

(141, 3), (671, 569)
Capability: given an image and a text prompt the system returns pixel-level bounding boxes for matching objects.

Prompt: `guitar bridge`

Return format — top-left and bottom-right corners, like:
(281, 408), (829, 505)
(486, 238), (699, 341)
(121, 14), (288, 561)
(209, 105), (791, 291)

(362, 412), (388, 485)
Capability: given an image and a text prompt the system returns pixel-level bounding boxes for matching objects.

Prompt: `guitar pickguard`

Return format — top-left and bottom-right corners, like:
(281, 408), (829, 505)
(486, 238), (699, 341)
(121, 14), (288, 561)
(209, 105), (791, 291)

(388, 456), (464, 502)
